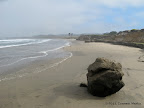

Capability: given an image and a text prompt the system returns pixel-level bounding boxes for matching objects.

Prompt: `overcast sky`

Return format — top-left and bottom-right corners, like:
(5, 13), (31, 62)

(0, 0), (144, 37)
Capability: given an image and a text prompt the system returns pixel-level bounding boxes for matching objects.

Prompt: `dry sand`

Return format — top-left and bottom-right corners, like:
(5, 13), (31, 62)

(0, 40), (144, 108)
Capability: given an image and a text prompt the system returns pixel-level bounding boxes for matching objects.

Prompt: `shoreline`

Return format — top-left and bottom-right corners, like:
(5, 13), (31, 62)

(0, 39), (73, 82)
(0, 40), (144, 108)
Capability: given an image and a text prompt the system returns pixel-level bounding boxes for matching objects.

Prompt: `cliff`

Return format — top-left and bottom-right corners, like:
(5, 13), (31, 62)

(77, 29), (144, 49)
(112, 29), (144, 43)
(77, 29), (144, 43)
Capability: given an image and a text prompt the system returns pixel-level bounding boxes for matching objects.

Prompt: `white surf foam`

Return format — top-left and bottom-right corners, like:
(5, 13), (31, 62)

(0, 39), (51, 49)
(0, 42), (70, 67)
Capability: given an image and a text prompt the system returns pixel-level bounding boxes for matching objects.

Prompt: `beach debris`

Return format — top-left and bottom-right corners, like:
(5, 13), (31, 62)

(87, 58), (125, 97)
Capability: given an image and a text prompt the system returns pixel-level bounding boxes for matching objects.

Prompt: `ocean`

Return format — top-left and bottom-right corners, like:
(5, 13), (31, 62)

(0, 38), (72, 82)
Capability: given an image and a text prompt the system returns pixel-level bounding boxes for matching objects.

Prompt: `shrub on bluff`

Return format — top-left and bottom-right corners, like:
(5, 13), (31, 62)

(87, 58), (125, 97)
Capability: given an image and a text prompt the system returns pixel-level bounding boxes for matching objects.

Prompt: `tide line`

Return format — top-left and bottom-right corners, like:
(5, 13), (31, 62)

(34, 52), (73, 74)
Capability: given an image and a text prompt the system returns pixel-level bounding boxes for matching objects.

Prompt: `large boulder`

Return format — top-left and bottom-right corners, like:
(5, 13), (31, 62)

(87, 58), (125, 97)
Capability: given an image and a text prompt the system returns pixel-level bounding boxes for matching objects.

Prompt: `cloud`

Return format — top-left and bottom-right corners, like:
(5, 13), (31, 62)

(0, 0), (143, 37)
(0, 0), (7, 2)
(83, 0), (144, 8)
(135, 12), (144, 18)
(0, 0), (108, 35)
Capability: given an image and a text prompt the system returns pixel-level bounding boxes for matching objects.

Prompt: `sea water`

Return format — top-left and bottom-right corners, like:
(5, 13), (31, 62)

(0, 38), (72, 81)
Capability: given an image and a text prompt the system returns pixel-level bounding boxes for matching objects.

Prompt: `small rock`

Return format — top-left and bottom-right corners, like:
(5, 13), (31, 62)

(80, 83), (87, 87)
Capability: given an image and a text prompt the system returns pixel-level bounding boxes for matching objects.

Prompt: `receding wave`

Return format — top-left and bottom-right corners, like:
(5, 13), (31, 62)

(0, 52), (73, 82)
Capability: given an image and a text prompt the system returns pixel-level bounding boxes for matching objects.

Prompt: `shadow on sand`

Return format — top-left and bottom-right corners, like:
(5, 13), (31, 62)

(53, 83), (105, 100)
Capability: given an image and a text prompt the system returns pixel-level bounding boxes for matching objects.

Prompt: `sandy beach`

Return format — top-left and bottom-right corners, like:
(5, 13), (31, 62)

(0, 40), (144, 108)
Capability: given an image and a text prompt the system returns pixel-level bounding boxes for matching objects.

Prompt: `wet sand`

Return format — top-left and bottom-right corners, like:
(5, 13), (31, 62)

(0, 40), (144, 108)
